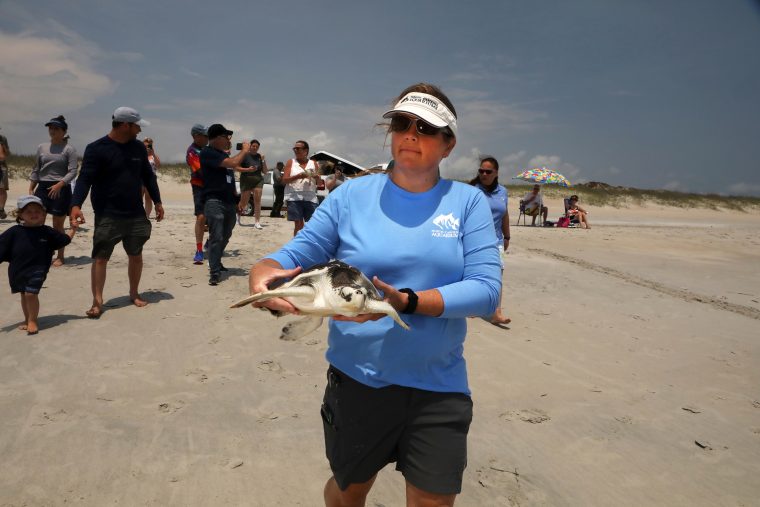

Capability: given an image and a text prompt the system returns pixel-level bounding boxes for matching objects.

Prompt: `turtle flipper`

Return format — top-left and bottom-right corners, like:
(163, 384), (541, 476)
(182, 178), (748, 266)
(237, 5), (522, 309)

(280, 316), (324, 341)
(364, 300), (410, 330)
(230, 286), (316, 309)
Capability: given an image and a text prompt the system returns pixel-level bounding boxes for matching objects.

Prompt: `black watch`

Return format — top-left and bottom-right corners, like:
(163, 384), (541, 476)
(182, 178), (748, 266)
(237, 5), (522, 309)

(399, 288), (418, 315)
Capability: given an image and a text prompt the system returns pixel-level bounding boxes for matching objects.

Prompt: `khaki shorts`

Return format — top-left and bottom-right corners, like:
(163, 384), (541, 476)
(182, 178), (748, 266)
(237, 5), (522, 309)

(92, 215), (152, 259)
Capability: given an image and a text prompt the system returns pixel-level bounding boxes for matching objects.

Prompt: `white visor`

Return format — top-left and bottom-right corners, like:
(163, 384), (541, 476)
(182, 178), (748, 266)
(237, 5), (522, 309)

(382, 92), (457, 137)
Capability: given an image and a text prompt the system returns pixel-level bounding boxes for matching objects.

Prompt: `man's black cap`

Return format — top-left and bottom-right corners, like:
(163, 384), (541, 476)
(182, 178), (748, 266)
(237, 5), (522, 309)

(207, 123), (233, 139)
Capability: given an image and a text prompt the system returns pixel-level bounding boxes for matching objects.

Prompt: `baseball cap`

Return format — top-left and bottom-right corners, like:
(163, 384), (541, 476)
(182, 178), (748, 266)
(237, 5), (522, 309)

(112, 106), (150, 127)
(382, 92), (458, 137)
(207, 123), (233, 139)
(18, 195), (46, 211)
(191, 123), (208, 136)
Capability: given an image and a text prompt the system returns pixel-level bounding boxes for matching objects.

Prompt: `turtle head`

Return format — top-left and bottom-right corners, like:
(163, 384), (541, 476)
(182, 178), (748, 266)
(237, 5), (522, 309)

(337, 285), (367, 308)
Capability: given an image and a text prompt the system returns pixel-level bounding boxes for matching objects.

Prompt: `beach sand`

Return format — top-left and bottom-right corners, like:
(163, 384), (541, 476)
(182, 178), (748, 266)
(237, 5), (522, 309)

(1, 175), (759, 506)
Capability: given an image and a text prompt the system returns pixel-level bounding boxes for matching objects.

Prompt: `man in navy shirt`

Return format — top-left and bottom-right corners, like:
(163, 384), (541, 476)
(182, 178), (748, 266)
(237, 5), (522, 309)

(200, 124), (249, 285)
(70, 107), (163, 318)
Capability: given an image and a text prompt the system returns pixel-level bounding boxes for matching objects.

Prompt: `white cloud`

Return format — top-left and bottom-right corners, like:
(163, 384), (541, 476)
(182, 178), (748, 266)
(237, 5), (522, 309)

(443, 149), (531, 182)
(726, 182), (760, 197)
(529, 155), (561, 169)
(459, 99), (547, 132)
(442, 148), (483, 180)
(113, 51), (144, 63)
(210, 99), (389, 166)
(180, 67), (203, 78)
(447, 52), (518, 83)
(663, 180), (687, 192)
(0, 29), (113, 123)
(307, 131), (335, 150)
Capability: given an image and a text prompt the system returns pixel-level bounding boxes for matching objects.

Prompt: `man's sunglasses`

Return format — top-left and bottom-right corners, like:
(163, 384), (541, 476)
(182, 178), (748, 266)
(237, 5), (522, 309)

(478, 169), (494, 175)
(292, 146), (307, 151)
(389, 115), (446, 137)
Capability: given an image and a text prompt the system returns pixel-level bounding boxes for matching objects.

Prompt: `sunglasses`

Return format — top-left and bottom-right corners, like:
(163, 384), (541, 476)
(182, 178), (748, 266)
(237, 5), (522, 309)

(389, 115), (446, 136)
(478, 169), (494, 175)
(292, 146), (307, 151)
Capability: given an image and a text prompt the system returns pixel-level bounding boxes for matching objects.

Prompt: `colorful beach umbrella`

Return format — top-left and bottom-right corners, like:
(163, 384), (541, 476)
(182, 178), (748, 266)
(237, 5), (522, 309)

(513, 167), (571, 187)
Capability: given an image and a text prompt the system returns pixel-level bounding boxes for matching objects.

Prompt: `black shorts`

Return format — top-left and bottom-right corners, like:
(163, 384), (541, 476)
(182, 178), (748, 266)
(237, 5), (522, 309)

(321, 366), (472, 495)
(34, 181), (72, 217)
(92, 215), (152, 259)
(192, 185), (204, 216)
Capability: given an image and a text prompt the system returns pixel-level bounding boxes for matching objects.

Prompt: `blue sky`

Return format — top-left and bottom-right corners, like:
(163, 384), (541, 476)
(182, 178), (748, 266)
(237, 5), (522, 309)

(1, 0), (759, 195)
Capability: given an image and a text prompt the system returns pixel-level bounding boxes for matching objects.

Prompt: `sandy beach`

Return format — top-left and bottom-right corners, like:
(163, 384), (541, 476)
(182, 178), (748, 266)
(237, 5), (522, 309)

(1, 174), (759, 506)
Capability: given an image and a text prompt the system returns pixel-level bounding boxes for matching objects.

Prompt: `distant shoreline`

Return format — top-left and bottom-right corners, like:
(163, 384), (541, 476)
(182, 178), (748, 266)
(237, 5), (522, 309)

(5, 155), (760, 211)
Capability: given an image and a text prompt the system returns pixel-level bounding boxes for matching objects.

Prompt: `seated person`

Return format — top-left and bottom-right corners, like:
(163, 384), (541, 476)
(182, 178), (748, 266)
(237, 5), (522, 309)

(522, 184), (548, 225)
(566, 194), (590, 229)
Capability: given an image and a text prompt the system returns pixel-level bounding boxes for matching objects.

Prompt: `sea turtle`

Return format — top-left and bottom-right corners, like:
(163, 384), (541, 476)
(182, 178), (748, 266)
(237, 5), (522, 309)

(230, 260), (410, 340)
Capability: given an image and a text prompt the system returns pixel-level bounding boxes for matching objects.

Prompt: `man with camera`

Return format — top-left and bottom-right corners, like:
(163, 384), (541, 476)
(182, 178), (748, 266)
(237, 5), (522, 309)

(199, 124), (249, 286)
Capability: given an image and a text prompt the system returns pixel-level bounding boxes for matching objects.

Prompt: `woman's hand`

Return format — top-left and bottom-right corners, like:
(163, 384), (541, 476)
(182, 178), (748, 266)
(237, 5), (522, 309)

(47, 181), (65, 199)
(331, 276), (406, 324)
(248, 261), (303, 314)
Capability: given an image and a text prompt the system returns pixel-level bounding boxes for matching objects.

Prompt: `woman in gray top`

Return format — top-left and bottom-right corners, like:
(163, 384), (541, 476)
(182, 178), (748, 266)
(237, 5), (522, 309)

(29, 115), (78, 266)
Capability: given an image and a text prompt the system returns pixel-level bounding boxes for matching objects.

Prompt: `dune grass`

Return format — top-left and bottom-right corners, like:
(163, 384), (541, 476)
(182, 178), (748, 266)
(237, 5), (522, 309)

(5, 154), (191, 183)
(504, 184), (760, 211)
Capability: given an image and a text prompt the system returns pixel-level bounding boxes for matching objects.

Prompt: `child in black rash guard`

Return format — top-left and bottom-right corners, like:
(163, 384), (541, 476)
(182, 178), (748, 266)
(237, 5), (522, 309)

(0, 195), (75, 335)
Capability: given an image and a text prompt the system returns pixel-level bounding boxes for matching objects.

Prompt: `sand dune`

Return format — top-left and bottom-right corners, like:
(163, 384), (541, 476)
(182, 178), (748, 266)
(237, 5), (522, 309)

(1, 175), (759, 506)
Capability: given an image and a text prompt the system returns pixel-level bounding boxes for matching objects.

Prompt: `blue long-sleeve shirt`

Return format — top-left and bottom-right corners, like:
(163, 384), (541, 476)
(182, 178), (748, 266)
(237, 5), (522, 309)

(72, 136), (161, 218)
(267, 174), (501, 394)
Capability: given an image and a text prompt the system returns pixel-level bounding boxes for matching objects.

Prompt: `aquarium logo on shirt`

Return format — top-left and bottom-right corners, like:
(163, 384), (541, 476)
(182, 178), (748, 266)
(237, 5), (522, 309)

(431, 213), (460, 238)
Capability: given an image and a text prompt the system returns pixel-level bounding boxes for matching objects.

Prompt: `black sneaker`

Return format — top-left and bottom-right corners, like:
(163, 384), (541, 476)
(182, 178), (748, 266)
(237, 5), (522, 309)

(209, 274), (221, 286)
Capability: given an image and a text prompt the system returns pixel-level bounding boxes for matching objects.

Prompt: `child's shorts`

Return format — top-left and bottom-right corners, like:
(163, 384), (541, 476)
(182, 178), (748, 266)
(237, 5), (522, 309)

(10, 268), (48, 294)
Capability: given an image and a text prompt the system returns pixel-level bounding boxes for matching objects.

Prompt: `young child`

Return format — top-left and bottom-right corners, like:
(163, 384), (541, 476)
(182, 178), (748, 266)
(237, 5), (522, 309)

(0, 195), (75, 334)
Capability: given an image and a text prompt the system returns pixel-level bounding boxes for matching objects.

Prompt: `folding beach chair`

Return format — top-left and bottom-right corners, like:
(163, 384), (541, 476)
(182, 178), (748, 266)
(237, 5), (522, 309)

(563, 197), (581, 227)
(517, 199), (543, 226)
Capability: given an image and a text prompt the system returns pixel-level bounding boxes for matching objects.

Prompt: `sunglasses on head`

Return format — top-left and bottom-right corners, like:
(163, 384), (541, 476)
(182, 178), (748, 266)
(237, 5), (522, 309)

(389, 115), (446, 137)
(478, 168), (494, 175)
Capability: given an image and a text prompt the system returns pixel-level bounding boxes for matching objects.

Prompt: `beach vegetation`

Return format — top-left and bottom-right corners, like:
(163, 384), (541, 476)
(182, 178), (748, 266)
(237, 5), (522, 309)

(5, 154), (760, 211)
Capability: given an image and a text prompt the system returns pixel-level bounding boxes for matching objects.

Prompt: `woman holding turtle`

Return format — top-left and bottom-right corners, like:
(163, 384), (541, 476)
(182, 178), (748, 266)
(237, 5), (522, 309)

(247, 83), (501, 506)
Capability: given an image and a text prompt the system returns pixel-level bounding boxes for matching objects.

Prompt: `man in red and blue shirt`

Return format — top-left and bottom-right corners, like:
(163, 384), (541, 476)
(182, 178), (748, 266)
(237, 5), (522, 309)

(187, 124), (208, 264)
